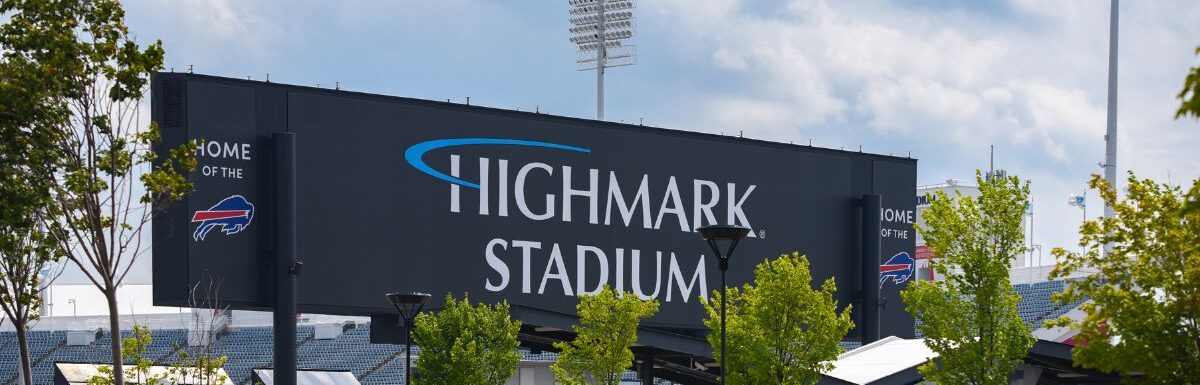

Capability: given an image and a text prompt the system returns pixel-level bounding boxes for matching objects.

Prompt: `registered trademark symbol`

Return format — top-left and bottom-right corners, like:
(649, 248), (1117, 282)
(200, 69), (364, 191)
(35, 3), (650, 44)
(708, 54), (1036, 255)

(759, 230), (766, 238)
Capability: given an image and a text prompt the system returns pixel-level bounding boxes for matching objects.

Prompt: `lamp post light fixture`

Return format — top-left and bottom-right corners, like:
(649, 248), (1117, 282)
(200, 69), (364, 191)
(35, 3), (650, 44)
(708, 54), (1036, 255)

(697, 224), (750, 385)
(387, 292), (431, 385)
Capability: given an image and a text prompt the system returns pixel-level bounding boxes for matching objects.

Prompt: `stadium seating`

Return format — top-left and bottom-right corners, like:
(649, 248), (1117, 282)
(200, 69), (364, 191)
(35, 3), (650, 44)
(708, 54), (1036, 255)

(1014, 281), (1084, 328)
(0, 279), (1086, 385)
(913, 281), (1086, 340)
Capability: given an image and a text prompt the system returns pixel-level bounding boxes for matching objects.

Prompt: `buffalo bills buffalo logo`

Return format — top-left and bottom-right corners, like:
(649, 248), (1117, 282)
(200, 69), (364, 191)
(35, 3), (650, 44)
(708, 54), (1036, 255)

(879, 252), (914, 288)
(192, 195), (255, 241)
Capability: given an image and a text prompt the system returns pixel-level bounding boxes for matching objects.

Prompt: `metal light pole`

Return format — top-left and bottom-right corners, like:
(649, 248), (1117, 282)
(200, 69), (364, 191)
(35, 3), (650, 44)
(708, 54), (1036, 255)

(1102, 0), (1119, 257)
(1025, 201), (1034, 267)
(698, 224), (750, 385)
(387, 292), (431, 385)
(596, 1), (605, 120)
(1068, 193), (1088, 260)
(569, 0), (637, 120)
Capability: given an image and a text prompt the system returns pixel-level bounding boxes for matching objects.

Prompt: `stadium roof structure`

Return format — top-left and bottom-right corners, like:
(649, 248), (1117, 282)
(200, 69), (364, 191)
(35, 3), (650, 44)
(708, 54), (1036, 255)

(53, 362), (233, 385)
(506, 304), (720, 384)
(816, 338), (1126, 385)
(252, 369), (360, 385)
(1022, 340), (1124, 384)
(819, 336), (934, 385)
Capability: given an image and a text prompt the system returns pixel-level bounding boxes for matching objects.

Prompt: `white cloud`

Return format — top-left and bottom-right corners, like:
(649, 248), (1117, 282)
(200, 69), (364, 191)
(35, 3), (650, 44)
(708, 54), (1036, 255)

(646, 0), (1200, 260)
(650, 0), (1114, 159)
(858, 76), (984, 135)
(124, 0), (284, 68)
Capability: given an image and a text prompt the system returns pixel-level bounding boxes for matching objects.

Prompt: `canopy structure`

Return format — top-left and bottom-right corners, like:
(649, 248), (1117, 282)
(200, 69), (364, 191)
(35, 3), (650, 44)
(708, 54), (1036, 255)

(820, 336), (935, 385)
(253, 369), (361, 385)
(54, 362), (233, 385)
(819, 337), (1124, 385)
(1021, 340), (1123, 384)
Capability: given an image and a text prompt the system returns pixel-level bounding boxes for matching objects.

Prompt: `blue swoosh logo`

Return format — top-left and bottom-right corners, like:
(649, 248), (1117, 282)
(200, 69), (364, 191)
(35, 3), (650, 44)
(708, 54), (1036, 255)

(404, 138), (592, 189)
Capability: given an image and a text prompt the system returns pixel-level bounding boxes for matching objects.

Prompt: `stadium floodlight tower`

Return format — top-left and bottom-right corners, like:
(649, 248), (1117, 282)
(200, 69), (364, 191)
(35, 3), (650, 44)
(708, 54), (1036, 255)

(568, 0), (637, 121)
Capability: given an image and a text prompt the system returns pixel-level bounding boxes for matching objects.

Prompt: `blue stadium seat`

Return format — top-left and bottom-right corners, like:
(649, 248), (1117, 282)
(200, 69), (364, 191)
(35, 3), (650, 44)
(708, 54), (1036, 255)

(1, 279), (1085, 385)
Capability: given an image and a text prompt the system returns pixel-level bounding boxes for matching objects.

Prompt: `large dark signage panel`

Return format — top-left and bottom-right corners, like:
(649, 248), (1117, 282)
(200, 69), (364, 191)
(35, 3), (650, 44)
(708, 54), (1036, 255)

(874, 160), (919, 336)
(153, 74), (916, 337)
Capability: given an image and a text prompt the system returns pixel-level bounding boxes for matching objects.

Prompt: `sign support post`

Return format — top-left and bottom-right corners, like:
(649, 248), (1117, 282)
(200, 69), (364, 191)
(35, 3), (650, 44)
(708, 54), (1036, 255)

(273, 132), (298, 385)
(861, 194), (882, 344)
(639, 352), (654, 385)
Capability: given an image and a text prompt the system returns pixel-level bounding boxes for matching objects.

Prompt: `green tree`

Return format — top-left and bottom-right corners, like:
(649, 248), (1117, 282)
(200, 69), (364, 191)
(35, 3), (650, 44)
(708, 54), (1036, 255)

(1178, 46), (1200, 120)
(0, 5), (72, 384)
(1047, 174), (1200, 383)
(0, 222), (62, 385)
(552, 285), (659, 385)
(0, 122), (63, 385)
(169, 344), (229, 385)
(902, 171), (1034, 385)
(702, 252), (854, 385)
(412, 293), (522, 385)
(89, 324), (168, 385)
(2, 1), (194, 383)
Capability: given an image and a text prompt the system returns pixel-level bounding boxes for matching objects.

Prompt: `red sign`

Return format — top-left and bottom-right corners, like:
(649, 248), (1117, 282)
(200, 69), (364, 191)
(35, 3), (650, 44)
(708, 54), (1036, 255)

(915, 245), (935, 260)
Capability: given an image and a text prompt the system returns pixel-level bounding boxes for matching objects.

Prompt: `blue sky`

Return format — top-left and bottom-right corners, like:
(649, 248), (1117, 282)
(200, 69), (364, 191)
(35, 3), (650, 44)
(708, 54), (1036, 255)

(83, 0), (1200, 283)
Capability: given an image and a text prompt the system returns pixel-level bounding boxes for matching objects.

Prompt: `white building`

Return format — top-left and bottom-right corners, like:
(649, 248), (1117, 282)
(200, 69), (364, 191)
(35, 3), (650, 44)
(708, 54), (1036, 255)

(915, 174), (1037, 283)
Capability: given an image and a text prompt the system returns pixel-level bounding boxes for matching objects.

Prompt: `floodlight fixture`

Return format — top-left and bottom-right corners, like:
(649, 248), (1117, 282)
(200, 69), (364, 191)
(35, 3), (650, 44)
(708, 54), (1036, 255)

(569, 0), (637, 121)
(569, 19), (633, 35)
(576, 41), (623, 52)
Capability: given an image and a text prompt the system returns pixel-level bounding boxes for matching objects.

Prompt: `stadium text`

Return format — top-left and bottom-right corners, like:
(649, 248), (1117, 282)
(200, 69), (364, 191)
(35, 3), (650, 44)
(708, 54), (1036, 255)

(447, 155), (758, 236)
(483, 238), (708, 303)
(195, 140), (252, 179)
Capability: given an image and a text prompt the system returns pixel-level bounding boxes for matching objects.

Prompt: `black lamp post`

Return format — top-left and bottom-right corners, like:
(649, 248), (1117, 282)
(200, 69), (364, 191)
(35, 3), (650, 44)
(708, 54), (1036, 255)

(387, 292), (431, 385)
(698, 224), (750, 385)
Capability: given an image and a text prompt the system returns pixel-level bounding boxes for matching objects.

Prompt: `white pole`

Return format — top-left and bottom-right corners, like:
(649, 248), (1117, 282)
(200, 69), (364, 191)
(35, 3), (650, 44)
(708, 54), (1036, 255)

(596, 0), (606, 121)
(1103, 0), (1118, 257)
